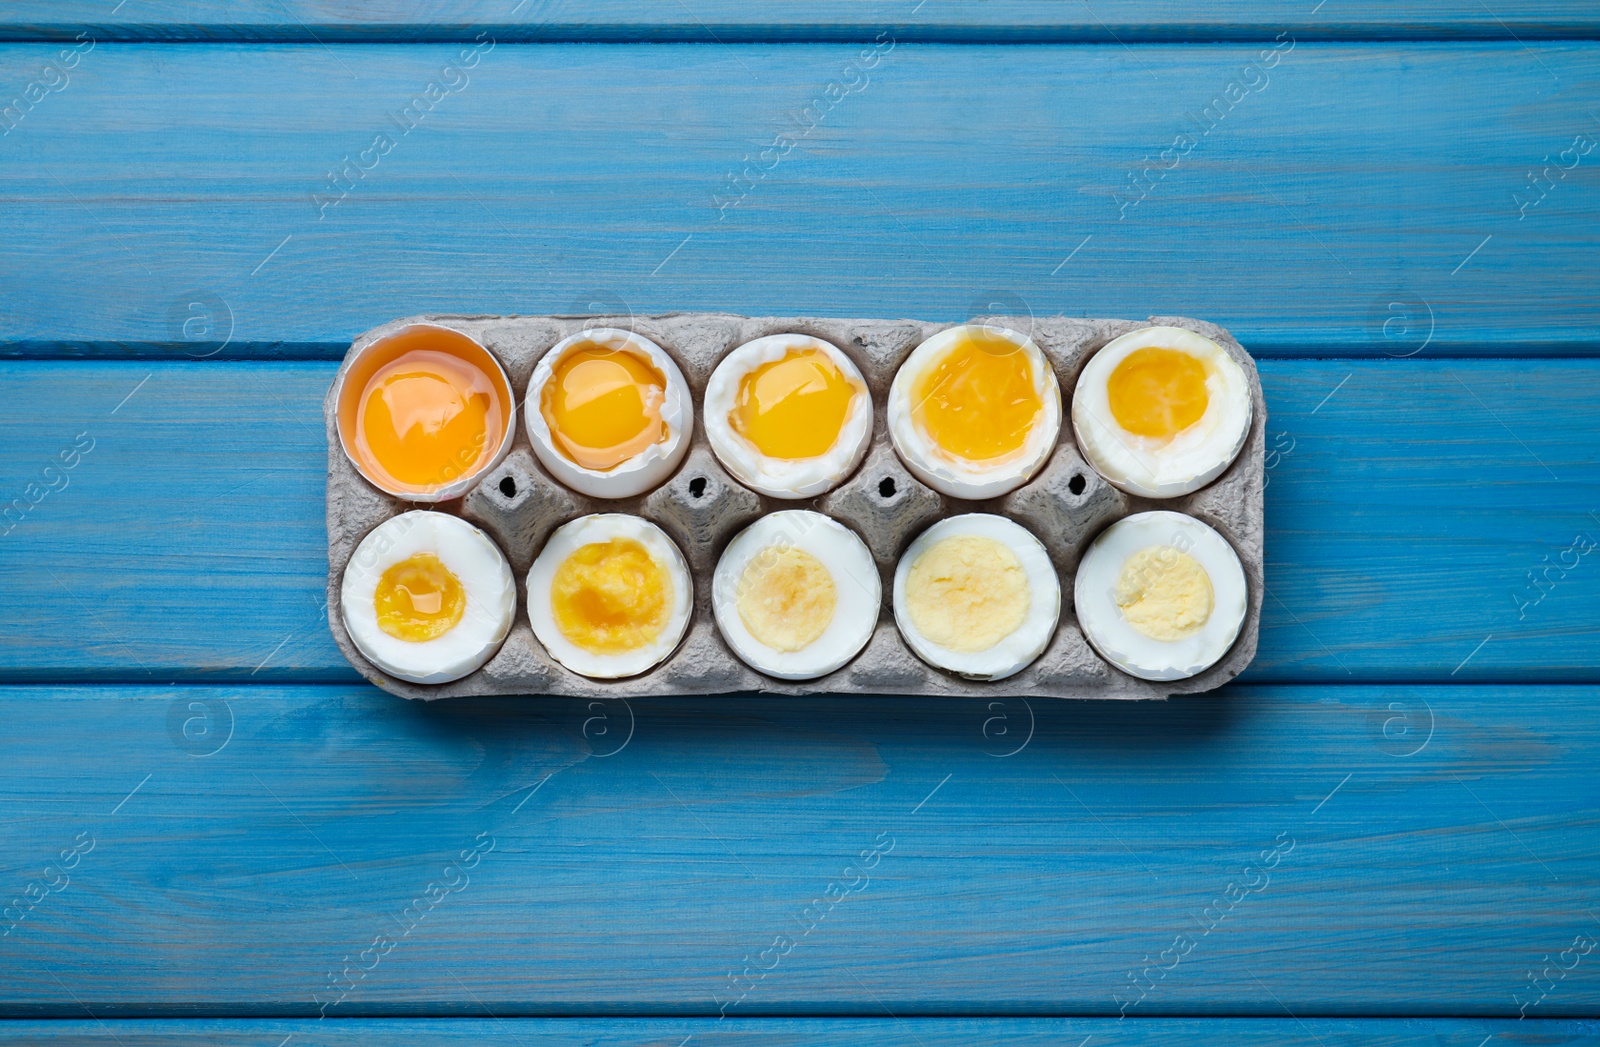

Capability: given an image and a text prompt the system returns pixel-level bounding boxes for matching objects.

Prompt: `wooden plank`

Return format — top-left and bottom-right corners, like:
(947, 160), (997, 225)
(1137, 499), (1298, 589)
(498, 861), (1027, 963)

(0, 682), (1595, 1015)
(1, 358), (1596, 683)
(0, 43), (1596, 355)
(5, 1), (1600, 42)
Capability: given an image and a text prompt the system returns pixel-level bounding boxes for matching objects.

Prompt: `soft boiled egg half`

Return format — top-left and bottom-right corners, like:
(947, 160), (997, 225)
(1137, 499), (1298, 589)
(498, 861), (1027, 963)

(1072, 327), (1251, 498)
(526, 329), (692, 499)
(712, 510), (880, 679)
(892, 514), (1060, 680)
(704, 334), (873, 498)
(341, 511), (516, 684)
(526, 514), (693, 679)
(889, 325), (1061, 499)
(1074, 511), (1247, 681)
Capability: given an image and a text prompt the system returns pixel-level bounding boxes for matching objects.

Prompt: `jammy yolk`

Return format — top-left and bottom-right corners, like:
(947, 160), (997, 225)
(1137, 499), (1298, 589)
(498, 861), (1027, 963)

(357, 350), (503, 492)
(911, 332), (1042, 464)
(551, 538), (672, 654)
(541, 346), (668, 471)
(374, 553), (466, 642)
(1106, 347), (1210, 440)
(731, 349), (859, 460)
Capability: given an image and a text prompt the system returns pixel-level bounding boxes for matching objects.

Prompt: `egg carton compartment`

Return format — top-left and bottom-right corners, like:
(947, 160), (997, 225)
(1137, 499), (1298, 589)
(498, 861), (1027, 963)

(325, 312), (1264, 701)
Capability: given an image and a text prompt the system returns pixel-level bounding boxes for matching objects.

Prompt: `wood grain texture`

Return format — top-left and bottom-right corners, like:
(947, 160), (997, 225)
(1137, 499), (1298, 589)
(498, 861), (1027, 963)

(0, 683), (1594, 1016)
(2, 358), (1595, 684)
(0, 44), (1596, 355)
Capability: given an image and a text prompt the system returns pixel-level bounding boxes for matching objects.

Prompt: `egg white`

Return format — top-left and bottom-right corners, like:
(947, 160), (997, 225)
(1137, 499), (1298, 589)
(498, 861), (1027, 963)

(1071, 326), (1251, 499)
(524, 328), (692, 499)
(1074, 510), (1247, 681)
(703, 334), (873, 499)
(892, 513), (1060, 680)
(713, 511), (880, 680)
(888, 325), (1062, 500)
(340, 511), (516, 684)
(526, 513), (693, 679)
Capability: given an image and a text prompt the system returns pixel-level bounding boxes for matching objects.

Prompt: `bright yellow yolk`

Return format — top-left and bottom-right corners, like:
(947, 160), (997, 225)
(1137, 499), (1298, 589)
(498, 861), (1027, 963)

(358, 350), (501, 490)
(904, 535), (1029, 653)
(731, 349), (859, 460)
(911, 332), (1043, 465)
(1114, 545), (1213, 641)
(551, 538), (672, 654)
(541, 345), (668, 471)
(1106, 347), (1210, 440)
(736, 546), (837, 652)
(374, 553), (466, 642)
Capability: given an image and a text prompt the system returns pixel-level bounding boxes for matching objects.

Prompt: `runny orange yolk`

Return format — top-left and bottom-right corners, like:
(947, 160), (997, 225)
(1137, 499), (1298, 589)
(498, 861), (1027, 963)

(541, 345), (669, 471)
(910, 332), (1043, 464)
(374, 553), (466, 642)
(730, 348), (859, 460)
(357, 350), (503, 492)
(1106, 347), (1210, 440)
(551, 538), (672, 654)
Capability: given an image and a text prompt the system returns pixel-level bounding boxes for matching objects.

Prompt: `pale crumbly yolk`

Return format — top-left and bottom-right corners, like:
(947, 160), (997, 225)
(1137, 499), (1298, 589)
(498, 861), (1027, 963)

(1114, 545), (1213, 641)
(374, 552), (466, 642)
(904, 535), (1028, 653)
(541, 345), (668, 471)
(911, 331), (1043, 465)
(736, 545), (837, 652)
(357, 350), (502, 491)
(1106, 347), (1210, 440)
(730, 348), (860, 460)
(551, 538), (672, 654)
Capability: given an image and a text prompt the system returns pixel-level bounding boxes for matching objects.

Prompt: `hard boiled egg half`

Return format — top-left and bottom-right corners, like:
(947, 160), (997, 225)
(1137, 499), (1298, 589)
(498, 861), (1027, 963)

(889, 325), (1061, 499)
(527, 514), (693, 679)
(1072, 327), (1251, 498)
(526, 329), (692, 499)
(704, 334), (873, 498)
(1074, 511), (1247, 681)
(892, 514), (1060, 680)
(341, 511), (516, 684)
(712, 510), (880, 679)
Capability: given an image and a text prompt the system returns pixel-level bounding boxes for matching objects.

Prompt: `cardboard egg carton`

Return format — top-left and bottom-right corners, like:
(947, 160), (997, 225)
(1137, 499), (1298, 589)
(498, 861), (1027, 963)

(325, 313), (1264, 701)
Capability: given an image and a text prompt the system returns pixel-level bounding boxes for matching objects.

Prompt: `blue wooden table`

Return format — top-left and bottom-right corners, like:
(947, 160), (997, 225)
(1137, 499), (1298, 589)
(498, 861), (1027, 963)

(2, 3), (1598, 1043)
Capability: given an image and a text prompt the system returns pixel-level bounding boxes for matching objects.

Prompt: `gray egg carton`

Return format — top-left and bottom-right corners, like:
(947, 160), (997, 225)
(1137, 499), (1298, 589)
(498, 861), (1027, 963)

(325, 313), (1264, 701)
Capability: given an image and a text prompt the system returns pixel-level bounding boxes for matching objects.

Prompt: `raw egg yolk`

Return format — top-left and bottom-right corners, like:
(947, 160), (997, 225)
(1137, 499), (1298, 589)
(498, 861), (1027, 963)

(904, 535), (1028, 653)
(1114, 545), (1214, 641)
(541, 345), (669, 471)
(731, 349), (859, 460)
(358, 350), (502, 491)
(374, 553), (466, 642)
(736, 545), (837, 652)
(551, 538), (672, 654)
(1106, 347), (1210, 440)
(911, 332), (1043, 464)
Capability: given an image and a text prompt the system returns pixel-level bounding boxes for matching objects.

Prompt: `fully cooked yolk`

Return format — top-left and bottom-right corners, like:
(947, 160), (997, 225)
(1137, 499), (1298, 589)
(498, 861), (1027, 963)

(551, 538), (672, 654)
(357, 350), (503, 491)
(1114, 545), (1214, 641)
(374, 553), (466, 641)
(1106, 347), (1210, 440)
(904, 535), (1028, 653)
(736, 545), (837, 652)
(541, 345), (668, 471)
(911, 332), (1042, 464)
(731, 349), (859, 460)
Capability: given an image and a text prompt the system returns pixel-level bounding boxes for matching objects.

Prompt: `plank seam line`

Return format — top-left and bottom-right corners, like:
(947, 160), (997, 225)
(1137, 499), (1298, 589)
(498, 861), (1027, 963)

(1, 31), (1600, 44)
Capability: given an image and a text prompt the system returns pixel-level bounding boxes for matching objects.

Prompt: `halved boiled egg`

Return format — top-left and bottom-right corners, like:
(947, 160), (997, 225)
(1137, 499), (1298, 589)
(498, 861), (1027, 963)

(888, 325), (1061, 499)
(1074, 510), (1247, 681)
(704, 334), (873, 499)
(526, 514), (693, 679)
(892, 514), (1060, 680)
(1072, 327), (1251, 498)
(341, 511), (516, 684)
(525, 329), (692, 499)
(712, 510), (879, 679)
